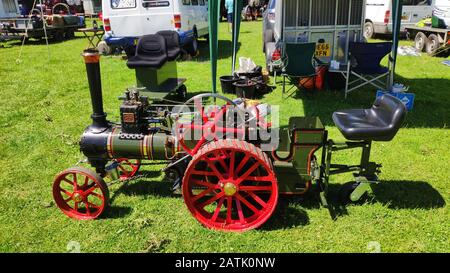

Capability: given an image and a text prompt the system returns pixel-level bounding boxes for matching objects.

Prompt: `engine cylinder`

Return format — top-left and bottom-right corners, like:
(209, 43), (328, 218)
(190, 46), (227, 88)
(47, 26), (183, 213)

(80, 127), (179, 162)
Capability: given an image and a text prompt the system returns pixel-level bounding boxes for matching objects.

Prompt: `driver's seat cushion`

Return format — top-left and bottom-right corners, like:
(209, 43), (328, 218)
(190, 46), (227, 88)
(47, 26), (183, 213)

(156, 30), (181, 61)
(332, 94), (406, 141)
(127, 34), (168, 69)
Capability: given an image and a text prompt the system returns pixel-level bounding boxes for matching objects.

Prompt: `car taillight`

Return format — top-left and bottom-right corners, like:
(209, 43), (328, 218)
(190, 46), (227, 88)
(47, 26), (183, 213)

(174, 14), (181, 29)
(103, 18), (111, 32)
(384, 10), (390, 24)
(272, 48), (281, 61)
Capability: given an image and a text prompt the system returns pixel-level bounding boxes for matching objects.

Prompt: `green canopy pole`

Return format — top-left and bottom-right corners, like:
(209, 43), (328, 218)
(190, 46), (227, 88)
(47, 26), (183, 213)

(390, 0), (403, 89)
(232, 0), (243, 74)
(209, 0), (220, 94)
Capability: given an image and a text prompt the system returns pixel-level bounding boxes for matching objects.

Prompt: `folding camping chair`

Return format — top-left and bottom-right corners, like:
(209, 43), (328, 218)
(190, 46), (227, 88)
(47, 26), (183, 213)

(344, 42), (393, 98)
(281, 42), (317, 98)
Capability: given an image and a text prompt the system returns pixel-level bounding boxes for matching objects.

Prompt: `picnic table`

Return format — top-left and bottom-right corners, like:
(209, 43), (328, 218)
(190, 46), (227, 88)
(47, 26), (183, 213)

(76, 27), (105, 49)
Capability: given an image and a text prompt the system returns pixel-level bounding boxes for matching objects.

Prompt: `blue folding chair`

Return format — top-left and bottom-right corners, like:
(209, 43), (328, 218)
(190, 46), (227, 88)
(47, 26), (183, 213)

(345, 42), (393, 98)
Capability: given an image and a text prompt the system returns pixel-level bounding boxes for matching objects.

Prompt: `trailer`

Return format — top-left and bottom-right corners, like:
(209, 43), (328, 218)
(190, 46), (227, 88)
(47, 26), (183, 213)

(406, 25), (450, 55)
(0, 3), (85, 42)
(263, 0), (367, 73)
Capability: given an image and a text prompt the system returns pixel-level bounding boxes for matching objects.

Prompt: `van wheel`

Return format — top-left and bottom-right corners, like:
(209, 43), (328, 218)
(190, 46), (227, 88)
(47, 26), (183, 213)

(187, 34), (199, 57)
(414, 32), (428, 52)
(363, 22), (375, 39)
(97, 41), (111, 55)
(426, 34), (440, 56)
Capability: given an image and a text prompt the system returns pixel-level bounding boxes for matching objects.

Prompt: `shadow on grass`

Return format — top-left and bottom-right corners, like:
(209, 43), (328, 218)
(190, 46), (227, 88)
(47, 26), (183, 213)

(2, 36), (84, 48)
(326, 180), (445, 219)
(195, 40), (240, 61)
(103, 206), (133, 219)
(286, 75), (450, 128)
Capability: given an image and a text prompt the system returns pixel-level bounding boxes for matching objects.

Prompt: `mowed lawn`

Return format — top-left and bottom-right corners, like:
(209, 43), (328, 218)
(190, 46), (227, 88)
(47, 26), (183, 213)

(0, 20), (449, 253)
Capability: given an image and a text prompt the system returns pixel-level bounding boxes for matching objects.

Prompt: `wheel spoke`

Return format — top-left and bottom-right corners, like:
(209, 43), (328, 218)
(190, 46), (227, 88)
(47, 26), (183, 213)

(203, 155), (224, 180)
(237, 163), (260, 183)
(84, 201), (91, 215)
(210, 197), (225, 222)
(87, 201), (101, 209)
(235, 154), (251, 175)
(235, 193), (259, 214)
(239, 186), (273, 192)
(226, 197), (233, 224)
(229, 150), (235, 178)
(59, 187), (72, 197)
(247, 192), (268, 208)
(62, 178), (74, 185)
(191, 179), (215, 189)
(213, 151), (228, 173)
(244, 175), (273, 182)
(72, 174), (78, 191)
(84, 184), (99, 195)
(192, 187), (215, 202)
(190, 170), (216, 176)
(84, 176), (90, 187)
(235, 199), (245, 224)
(198, 192), (225, 208)
(118, 165), (129, 176)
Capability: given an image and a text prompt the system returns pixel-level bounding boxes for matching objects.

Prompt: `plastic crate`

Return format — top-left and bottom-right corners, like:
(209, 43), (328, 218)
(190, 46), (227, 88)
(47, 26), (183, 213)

(376, 90), (415, 111)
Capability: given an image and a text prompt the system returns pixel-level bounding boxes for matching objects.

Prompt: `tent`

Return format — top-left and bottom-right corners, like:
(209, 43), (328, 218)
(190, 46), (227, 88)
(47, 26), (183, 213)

(207, 0), (403, 93)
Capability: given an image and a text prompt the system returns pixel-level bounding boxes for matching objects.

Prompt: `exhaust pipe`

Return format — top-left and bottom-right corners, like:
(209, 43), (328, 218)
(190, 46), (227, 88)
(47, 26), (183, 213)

(82, 49), (108, 130)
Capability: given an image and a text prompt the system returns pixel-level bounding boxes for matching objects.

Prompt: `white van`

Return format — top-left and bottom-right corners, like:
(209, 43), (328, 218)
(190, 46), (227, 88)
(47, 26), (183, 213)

(102, 0), (209, 55)
(364, 0), (434, 38)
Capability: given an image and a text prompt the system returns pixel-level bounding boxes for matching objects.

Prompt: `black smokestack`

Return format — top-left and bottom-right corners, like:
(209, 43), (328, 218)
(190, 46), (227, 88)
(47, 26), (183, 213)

(82, 49), (108, 129)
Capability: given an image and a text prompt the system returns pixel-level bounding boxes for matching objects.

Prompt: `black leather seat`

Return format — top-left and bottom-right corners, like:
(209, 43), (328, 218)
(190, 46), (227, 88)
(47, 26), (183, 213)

(156, 30), (181, 61)
(332, 94), (407, 141)
(127, 34), (168, 69)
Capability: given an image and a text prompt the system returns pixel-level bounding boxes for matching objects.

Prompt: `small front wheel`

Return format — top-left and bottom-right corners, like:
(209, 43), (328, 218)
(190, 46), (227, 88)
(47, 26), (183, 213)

(116, 158), (141, 181)
(53, 167), (109, 220)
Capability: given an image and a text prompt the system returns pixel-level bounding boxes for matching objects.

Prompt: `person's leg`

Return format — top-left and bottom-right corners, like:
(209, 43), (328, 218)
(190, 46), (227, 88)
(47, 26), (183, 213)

(227, 13), (233, 33)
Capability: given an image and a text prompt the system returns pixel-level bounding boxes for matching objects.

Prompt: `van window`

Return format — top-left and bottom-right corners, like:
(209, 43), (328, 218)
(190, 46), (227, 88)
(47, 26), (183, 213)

(402, 0), (432, 5)
(191, 0), (198, 5)
(199, 0), (205, 5)
(111, 0), (136, 9)
(182, 0), (190, 5)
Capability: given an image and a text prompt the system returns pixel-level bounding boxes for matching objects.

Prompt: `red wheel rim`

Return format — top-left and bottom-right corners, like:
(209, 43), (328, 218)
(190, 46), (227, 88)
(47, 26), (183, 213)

(176, 99), (245, 156)
(116, 158), (141, 181)
(53, 167), (109, 220)
(182, 140), (278, 232)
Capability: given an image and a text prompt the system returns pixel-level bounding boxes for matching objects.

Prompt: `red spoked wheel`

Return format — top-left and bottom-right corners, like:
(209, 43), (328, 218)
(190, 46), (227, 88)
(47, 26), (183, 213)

(175, 94), (246, 156)
(182, 139), (278, 232)
(53, 167), (109, 220)
(116, 158), (141, 181)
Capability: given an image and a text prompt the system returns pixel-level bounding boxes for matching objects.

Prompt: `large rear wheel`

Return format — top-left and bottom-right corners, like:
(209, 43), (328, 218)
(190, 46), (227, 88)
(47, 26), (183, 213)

(182, 139), (278, 232)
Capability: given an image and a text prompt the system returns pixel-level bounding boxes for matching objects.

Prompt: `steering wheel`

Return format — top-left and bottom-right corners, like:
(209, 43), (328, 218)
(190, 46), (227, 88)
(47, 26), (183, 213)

(174, 93), (246, 156)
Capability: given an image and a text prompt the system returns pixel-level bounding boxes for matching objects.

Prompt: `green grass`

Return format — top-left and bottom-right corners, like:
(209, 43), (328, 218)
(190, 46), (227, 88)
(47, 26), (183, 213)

(0, 21), (449, 253)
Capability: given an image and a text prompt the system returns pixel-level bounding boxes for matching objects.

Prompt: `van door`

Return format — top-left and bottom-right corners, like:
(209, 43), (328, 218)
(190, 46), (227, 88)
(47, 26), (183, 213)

(106, 0), (175, 38)
(401, 0), (433, 29)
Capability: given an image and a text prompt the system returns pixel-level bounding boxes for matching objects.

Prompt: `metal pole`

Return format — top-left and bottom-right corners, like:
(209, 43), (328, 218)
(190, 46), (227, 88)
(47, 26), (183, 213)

(39, 0), (50, 60)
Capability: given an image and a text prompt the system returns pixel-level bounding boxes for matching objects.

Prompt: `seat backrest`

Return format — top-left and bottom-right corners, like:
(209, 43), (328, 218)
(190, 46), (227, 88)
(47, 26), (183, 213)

(156, 30), (181, 60)
(370, 94), (407, 140)
(349, 42), (392, 73)
(135, 34), (167, 59)
(283, 42), (316, 76)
